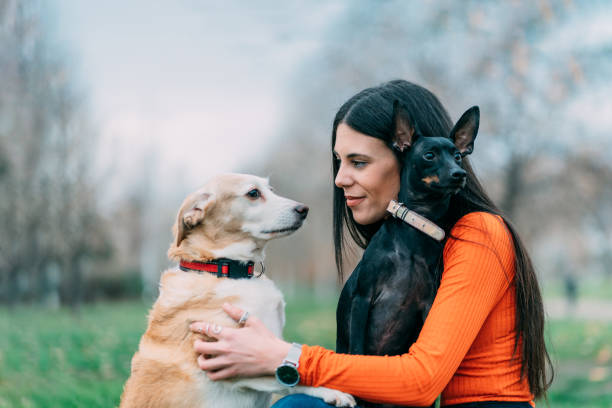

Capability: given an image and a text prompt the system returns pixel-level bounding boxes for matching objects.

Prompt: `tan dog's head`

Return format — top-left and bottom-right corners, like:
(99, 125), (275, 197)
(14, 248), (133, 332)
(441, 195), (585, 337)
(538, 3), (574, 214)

(167, 173), (308, 263)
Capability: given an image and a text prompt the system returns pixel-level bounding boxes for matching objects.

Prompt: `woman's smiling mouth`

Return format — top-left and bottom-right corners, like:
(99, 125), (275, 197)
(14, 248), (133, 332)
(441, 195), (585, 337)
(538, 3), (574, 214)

(345, 195), (365, 207)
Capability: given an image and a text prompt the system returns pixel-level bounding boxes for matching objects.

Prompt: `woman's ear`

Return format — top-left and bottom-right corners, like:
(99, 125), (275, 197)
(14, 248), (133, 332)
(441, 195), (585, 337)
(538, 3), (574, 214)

(175, 192), (213, 247)
(392, 100), (418, 152)
(450, 106), (480, 156)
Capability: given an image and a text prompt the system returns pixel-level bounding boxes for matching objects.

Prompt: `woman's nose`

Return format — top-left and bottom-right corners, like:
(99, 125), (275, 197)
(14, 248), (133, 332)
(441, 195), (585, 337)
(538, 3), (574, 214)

(335, 164), (352, 188)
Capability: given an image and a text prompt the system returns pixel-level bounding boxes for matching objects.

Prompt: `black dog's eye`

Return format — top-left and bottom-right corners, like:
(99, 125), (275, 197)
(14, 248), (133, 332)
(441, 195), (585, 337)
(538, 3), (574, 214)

(424, 152), (435, 161)
(454, 152), (462, 162)
(246, 189), (261, 200)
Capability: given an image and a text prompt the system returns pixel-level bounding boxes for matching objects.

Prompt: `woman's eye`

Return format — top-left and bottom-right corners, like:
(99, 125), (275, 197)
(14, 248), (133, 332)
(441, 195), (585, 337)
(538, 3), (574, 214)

(424, 152), (435, 161)
(454, 152), (462, 162)
(246, 189), (261, 199)
(352, 160), (367, 168)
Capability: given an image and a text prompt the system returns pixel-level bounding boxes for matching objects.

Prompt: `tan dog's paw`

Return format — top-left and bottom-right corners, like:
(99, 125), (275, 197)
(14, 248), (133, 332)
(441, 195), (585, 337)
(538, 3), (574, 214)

(317, 388), (356, 407)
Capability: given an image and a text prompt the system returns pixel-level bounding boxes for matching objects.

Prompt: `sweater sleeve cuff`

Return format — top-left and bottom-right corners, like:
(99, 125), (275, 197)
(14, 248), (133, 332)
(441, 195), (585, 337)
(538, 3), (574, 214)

(298, 344), (328, 386)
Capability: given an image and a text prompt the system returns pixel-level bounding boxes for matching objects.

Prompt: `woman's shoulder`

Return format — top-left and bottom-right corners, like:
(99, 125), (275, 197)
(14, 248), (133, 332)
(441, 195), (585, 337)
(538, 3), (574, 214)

(443, 212), (516, 282)
(446, 211), (513, 254)
(453, 211), (506, 229)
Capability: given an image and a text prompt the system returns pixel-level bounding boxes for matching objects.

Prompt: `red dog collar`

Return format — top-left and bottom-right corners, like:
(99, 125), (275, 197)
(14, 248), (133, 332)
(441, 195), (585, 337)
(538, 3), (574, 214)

(179, 259), (255, 279)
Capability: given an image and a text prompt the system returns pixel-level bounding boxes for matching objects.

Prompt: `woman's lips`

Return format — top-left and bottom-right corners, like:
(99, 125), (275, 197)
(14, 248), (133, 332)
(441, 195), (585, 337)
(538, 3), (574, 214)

(345, 196), (365, 207)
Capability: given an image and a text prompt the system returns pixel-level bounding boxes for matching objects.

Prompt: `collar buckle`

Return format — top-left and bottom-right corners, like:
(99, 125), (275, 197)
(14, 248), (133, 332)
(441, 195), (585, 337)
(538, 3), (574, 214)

(217, 260), (230, 278)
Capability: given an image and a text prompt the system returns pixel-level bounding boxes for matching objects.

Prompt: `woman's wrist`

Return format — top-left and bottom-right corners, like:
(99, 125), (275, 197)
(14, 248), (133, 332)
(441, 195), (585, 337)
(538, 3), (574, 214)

(269, 339), (291, 373)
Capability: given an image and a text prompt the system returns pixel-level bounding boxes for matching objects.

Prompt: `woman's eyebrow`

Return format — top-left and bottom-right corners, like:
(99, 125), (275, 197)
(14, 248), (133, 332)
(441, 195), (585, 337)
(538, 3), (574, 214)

(347, 153), (371, 159)
(333, 151), (372, 159)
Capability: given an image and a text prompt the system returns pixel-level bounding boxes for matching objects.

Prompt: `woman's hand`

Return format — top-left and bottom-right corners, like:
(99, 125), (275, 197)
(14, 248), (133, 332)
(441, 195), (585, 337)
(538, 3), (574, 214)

(190, 303), (291, 381)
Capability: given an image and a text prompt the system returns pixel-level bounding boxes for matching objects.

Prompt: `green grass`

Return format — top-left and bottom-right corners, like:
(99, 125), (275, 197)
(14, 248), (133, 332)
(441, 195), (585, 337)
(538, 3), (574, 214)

(283, 290), (338, 349)
(545, 320), (612, 408)
(0, 295), (611, 407)
(0, 302), (146, 408)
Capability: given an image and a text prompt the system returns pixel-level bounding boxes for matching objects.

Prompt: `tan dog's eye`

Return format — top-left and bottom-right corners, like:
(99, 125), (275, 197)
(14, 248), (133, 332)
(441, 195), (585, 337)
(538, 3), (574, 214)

(246, 188), (261, 200)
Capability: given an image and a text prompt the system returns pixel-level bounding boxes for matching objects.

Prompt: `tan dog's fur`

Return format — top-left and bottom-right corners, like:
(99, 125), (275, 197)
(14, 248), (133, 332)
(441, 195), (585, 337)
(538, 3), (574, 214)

(120, 174), (355, 408)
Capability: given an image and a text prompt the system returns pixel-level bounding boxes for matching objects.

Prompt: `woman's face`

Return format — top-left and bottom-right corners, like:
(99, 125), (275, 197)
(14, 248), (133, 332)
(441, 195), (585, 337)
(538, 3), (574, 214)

(334, 123), (401, 225)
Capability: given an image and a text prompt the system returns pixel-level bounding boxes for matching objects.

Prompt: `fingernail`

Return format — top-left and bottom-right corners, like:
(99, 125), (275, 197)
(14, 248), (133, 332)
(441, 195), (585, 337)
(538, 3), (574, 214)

(191, 322), (207, 332)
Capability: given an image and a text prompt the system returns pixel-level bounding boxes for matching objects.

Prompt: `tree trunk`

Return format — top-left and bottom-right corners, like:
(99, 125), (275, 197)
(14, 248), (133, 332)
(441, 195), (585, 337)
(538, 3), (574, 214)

(500, 154), (525, 219)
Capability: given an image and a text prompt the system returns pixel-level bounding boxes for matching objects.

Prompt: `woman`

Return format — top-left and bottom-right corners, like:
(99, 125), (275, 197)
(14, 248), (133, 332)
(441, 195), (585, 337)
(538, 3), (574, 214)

(189, 80), (554, 407)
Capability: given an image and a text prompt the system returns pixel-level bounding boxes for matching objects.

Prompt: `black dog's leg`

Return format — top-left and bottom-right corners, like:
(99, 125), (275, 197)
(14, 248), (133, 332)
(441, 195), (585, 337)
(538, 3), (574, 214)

(348, 294), (371, 355)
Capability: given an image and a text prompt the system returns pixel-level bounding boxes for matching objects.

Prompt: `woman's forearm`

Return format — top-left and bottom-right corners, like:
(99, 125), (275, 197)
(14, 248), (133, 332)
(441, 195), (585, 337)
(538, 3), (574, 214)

(299, 345), (441, 406)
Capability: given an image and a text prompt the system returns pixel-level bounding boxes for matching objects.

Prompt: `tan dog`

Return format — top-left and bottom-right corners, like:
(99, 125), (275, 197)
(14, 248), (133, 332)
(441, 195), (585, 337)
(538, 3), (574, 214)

(120, 174), (355, 407)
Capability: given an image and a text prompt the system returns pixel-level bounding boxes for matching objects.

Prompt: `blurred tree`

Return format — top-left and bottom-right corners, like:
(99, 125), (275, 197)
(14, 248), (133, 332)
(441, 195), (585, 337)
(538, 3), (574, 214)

(256, 0), (612, 289)
(0, 0), (109, 307)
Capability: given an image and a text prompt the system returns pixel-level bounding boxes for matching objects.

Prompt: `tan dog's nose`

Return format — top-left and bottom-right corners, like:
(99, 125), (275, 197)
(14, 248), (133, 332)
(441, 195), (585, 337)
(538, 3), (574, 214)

(294, 205), (309, 220)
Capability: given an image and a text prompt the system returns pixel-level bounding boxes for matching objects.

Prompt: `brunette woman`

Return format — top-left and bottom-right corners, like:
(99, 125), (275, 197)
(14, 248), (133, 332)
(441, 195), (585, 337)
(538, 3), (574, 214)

(189, 80), (553, 407)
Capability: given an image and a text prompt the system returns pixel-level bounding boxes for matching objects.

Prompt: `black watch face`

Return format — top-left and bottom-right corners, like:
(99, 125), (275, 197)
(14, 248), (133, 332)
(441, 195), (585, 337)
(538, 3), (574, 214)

(276, 364), (299, 386)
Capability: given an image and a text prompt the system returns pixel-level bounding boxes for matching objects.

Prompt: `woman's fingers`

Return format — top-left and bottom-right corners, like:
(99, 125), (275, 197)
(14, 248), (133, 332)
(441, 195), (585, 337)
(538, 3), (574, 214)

(190, 306), (289, 379)
(190, 305), (258, 338)
(189, 304), (254, 338)
(197, 353), (231, 372)
(194, 338), (229, 355)
(223, 303), (262, 328)
(222, 303), (245, 322)
(190, 321), (229, 339)
(196, 354), (237, 380)
(206, 367), (236, 381)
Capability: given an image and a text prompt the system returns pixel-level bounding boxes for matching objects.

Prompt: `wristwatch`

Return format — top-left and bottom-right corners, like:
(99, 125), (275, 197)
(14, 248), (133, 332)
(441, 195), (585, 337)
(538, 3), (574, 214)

(275, 342), (302, 387)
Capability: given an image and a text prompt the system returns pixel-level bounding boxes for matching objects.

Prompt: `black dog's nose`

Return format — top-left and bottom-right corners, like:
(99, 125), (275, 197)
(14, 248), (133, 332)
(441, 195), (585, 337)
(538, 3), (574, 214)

(294, 205), (309, 219)
(451, 169), (467, 180)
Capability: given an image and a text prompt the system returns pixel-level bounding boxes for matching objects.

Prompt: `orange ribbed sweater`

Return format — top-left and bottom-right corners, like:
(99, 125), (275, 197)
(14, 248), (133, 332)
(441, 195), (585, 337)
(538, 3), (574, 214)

(298, 212), (534, 407)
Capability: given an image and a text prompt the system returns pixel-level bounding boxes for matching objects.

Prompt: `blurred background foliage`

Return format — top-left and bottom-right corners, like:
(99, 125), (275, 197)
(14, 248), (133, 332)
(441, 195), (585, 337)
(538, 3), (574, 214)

(0, 0), (611, 406)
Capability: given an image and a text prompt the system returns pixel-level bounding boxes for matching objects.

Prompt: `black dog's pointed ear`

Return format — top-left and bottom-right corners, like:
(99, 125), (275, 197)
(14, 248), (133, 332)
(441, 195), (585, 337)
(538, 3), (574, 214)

(450, 106), (479, 156)
(392, 100), (418, 152)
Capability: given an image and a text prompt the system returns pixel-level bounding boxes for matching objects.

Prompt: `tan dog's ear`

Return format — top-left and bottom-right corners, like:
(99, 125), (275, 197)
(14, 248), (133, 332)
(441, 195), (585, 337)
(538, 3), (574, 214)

(175, 192), (212, 247)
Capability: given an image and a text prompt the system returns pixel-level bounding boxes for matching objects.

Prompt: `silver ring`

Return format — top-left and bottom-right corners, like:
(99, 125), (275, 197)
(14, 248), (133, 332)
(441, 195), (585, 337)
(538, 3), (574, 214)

(212, 324), (223, 335)
(238, 311), (250, 327)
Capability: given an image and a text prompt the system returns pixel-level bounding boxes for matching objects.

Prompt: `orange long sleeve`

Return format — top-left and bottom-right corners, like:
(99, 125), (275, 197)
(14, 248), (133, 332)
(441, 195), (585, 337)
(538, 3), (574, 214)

(298, 212), (534, 407)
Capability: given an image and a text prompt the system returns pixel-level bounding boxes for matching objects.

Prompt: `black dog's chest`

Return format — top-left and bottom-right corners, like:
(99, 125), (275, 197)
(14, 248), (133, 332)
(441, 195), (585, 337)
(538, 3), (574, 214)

(336, 221), (442, 408)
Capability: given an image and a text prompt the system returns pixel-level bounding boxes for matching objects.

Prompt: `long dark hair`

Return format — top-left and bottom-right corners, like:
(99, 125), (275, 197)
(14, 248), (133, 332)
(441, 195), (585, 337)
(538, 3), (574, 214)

(331, 80), (553, 399)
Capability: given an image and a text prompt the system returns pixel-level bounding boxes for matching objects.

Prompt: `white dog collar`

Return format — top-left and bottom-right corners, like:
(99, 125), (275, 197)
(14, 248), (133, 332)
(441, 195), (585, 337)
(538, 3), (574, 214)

(386, 200), (446, 241)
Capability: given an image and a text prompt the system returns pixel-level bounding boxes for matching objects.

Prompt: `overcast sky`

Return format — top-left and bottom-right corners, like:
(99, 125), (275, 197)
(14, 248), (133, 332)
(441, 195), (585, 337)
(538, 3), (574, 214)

(43, 1), (612, 207)
(47, 1), (344, 204)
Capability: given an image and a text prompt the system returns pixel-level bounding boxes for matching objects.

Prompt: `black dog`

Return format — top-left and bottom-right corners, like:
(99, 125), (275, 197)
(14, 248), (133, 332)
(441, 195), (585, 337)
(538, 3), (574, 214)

(336, 101), (480, 408)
